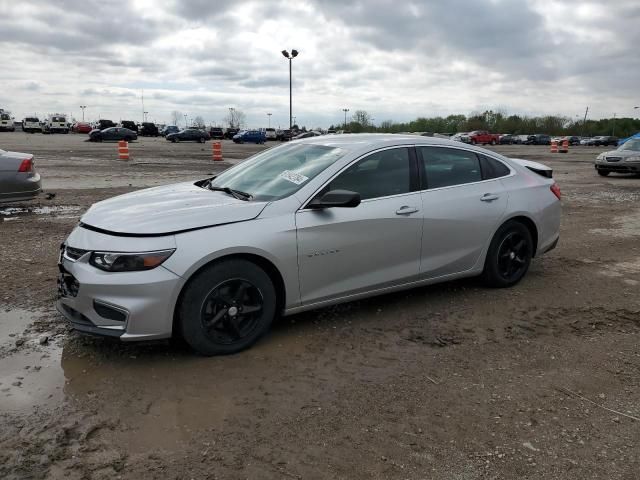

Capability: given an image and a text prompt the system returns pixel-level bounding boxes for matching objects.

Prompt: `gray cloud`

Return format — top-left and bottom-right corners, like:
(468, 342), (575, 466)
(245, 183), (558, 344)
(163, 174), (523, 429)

(0, 0), (637, 126)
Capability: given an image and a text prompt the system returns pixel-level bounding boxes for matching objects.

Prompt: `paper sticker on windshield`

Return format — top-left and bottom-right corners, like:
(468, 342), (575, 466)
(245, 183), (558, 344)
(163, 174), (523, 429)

(279, 170), (309, 185)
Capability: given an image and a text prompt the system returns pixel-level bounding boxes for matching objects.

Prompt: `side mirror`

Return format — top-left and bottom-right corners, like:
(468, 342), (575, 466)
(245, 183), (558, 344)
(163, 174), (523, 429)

(309, 190), (361, 209)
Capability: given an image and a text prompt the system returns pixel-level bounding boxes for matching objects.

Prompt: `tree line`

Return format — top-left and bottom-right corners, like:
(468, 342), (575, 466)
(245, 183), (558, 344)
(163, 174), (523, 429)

(328, 110), (640, 138)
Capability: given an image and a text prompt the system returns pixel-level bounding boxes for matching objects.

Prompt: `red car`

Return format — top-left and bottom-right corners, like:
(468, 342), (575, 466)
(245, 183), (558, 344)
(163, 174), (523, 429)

(468, 130), (500, 145)
(72, 122), (92, 134)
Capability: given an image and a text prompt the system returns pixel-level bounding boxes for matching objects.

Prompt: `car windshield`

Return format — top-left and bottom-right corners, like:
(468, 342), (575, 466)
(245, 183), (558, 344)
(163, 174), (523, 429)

(618, 139), (640, 152)
(209, 143), (346, 201)
(52, 116), (65, 122)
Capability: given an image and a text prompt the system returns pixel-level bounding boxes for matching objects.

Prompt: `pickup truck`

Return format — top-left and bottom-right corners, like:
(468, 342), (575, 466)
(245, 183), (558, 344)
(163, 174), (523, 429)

(467, 130), (500, 145)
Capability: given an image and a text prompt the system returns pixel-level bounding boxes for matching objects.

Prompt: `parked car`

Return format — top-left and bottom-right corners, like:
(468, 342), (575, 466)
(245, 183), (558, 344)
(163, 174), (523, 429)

(233, 130), (266, 144)
(72, 122), (93, 134)
(524, 134), (551, 145)
(277, 129), (293, 141)
(120, 121), (138, 133)
(224, 128), (240, 139)
(0, 148), (41, 203)
(161, 125), (179, 136)
(22, 117), (42, 133)
(95, 119), (116, 130)
(166, 128), (209, 143)
(264, 128), (277, 140)
(209, 127), (224, 140)
(468, 131), (500, 145)
(43, 114), (69, 134)
(294, 131), (322, 140)
(579, 137), (592, 146)
(0, 111), (15, 131)
(451, 132), (470, 143)
(594, 138), (640, 176)
(57, 134), (561, 355)
(589, 136), (619, 147)
(88, 127), (137, 142)
(140, 122), (159, 137)
(499, 134), (518, 145)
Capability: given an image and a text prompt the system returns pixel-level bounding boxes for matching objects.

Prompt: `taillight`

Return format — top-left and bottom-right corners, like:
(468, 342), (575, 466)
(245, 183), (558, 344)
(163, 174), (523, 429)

(18, 158), (33, 173)
(550, 183), (561, 200)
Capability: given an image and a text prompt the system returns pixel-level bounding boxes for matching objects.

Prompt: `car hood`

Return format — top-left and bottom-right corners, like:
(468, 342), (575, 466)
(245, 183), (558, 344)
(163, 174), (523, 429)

(80, 182), (268, 235)
(601, 149), (637, 158)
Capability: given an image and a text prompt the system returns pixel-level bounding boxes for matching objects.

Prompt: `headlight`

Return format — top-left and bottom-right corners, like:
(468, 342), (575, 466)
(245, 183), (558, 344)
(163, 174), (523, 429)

(89, 249), (175, 272)
(596, 153), (604, 160)
(624, 156), (640, 162)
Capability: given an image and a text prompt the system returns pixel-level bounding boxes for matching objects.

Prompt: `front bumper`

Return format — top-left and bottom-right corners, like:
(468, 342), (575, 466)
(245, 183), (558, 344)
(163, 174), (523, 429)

(595, 160), (640, 173)
(56, 253), (185, 341)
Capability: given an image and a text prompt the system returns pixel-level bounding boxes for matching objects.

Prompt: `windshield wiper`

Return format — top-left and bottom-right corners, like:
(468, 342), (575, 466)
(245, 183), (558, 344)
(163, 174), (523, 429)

(207, 185), (253, 201)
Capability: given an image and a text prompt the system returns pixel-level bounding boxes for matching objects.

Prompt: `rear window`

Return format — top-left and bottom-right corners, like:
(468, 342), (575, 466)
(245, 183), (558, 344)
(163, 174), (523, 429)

(52, 116), (66, 122)
(25, 117), (39, 122)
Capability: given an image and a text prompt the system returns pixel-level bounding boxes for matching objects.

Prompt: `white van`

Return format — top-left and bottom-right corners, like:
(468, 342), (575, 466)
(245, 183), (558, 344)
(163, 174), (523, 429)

(23, 117), (42, 133)
(0, 110), (15, 131)
(44, 114), (69, 134)
(264, 127), (277, 140)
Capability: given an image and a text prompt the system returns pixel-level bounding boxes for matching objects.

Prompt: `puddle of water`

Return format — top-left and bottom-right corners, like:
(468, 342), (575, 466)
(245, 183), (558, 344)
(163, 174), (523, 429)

(0, 347), (65, 412)
(0, 308), (39, 342)
(0, 205), (82, 216)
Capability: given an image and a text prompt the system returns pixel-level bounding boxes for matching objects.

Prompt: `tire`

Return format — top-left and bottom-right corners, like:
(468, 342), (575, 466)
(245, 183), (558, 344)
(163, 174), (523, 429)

(471, 139), (477, 145)
(481, 220), (533, 288)
(124, 136), (132, 142)
(490, 140), (496, 145)
(597, 170), (610, 177)
(178, 259), (277, 355)
(199, 136), (205, 143)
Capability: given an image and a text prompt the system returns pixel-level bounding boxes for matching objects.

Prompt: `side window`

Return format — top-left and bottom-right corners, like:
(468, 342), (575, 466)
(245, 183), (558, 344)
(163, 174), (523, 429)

(479, 154), (511, 179)
(419, 147), (482, 189)
(329, 148), (411, 200)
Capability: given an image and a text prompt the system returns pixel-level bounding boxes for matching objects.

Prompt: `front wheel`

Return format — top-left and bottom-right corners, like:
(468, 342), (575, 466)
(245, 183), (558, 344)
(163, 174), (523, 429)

(481, 221), (533, 288)
(597, 170), (610, 177)
(199, 136), (206, 143)
(178, 259), (277, 355)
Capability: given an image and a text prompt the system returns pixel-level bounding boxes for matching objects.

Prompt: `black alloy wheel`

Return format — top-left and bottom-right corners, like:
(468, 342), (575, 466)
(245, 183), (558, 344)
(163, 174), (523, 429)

(597, 170), (610, 176)
(179, 259), (277, 355)
(200, 279), (264, 345)
(482, 221), (533, 288)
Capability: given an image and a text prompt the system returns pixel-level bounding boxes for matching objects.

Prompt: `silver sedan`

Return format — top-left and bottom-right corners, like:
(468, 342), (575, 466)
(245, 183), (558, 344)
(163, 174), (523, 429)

(57, 135), (561, 355)
(0, 148), (42, 204)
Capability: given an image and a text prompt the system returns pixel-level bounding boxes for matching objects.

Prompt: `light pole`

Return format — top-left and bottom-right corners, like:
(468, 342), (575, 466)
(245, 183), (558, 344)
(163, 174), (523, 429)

(143, 111), (148, 122)
(184, 114), (188, 128)
(281, 49), (299, 132)
(267, 112), (272, 128)
(342, 108), (349, 130)
(79, 105), (86, 122)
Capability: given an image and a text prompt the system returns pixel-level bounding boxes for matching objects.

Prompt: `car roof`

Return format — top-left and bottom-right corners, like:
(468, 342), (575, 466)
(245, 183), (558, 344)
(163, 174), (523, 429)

(293, 133), (491, 151)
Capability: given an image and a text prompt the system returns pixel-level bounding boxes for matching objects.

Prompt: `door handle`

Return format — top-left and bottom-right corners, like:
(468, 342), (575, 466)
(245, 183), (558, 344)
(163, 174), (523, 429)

(480, 193), (500, 202)
(395, 206), (419, 215)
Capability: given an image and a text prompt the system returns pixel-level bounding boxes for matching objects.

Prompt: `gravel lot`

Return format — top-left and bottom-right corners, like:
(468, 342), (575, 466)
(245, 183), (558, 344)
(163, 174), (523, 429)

(1, 131), (639, 479)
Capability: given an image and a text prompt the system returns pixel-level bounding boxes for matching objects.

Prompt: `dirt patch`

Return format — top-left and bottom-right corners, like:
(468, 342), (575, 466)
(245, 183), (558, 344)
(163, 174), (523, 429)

(1, 135), (639, 479)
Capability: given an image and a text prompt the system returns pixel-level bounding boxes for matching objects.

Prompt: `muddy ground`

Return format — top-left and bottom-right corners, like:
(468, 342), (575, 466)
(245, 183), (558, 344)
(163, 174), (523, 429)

(0, 131), (639, 479)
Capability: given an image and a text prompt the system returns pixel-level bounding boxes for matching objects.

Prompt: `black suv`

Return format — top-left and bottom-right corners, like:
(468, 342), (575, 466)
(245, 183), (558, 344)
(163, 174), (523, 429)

(224, 128), (239, 139)
(525, 134), (551, 145)
(97, 119), (116, 130)
(209, 127), (224, 139)
(121, 121), (138, 133)
(140, 122), (159, 137)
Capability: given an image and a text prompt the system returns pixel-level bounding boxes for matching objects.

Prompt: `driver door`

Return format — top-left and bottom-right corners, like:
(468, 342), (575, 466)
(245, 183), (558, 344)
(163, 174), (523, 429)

(295, 146), (423, 305)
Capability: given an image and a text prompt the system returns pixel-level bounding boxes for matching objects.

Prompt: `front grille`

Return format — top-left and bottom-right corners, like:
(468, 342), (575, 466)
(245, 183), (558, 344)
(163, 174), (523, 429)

(606, 157), (622, 162)
(65, 246), (89, 261)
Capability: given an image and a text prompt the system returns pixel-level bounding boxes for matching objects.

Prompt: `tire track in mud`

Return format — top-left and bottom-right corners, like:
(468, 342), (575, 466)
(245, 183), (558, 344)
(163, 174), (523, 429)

(398, 306), (640, 348)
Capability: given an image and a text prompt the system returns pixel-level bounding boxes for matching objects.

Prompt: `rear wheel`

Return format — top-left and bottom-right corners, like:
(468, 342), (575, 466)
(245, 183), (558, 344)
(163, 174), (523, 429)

(481, 221), (533, 288)
(199, 136), (205, 143)
(490, 139), (496, 145)
(471, 139), (477, 145)
(597, 170), (610, 177)
(178, 259), (277, 355)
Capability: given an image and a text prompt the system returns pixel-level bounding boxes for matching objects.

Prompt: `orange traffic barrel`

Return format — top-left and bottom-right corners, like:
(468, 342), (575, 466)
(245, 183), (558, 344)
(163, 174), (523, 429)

(560, 139), (569, 153)
(118, 140), (129, 160)
(550, 141), (558, 153)
(212, 141), (222, 161)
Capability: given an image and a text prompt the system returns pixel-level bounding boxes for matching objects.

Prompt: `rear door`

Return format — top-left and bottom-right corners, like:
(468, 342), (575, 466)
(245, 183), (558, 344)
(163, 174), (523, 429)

(417, 146), (510, 278)
(296, 146), (423, 305)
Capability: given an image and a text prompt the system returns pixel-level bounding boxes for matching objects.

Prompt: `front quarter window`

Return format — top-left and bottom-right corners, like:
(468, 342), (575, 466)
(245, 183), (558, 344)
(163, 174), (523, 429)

(210, 144), (345, 201)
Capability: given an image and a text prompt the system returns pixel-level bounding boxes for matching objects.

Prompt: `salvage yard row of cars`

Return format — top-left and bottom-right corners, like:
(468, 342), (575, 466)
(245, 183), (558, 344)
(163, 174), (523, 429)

(451, 131), (620, 146)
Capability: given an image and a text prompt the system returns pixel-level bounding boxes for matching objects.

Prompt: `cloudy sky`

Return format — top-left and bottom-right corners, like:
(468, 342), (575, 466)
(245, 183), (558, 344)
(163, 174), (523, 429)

(0, 0), (638, 128)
